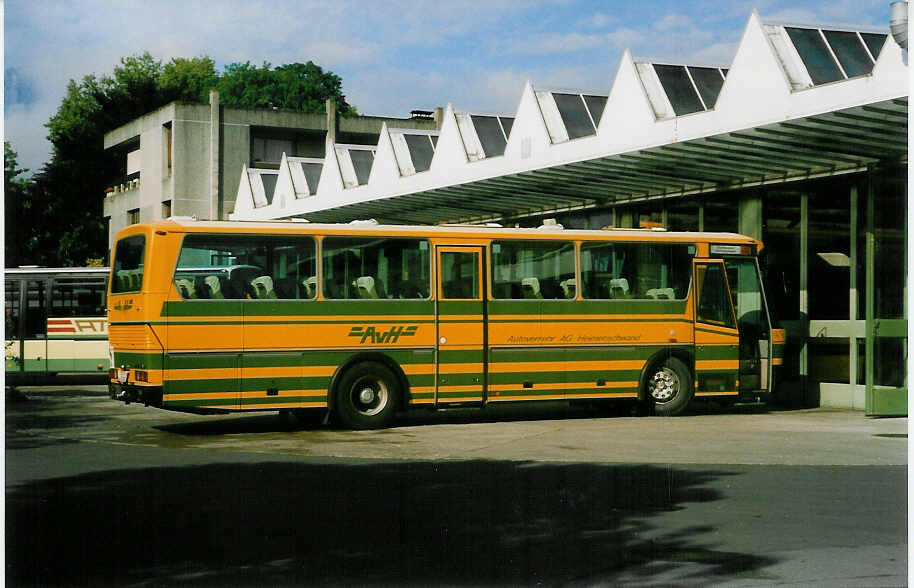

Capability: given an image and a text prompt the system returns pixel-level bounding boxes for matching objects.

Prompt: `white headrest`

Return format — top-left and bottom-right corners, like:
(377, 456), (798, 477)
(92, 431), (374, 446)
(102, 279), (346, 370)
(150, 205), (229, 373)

(204, 275), (221, 295)
(521, 277), (541, 298)
(356, 276), (378, 298)
(609, 278), (629, 293)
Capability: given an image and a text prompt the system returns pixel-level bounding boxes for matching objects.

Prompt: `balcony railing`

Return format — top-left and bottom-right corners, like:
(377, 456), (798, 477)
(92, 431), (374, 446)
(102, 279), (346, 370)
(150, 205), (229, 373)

(104, 177), (140, 197)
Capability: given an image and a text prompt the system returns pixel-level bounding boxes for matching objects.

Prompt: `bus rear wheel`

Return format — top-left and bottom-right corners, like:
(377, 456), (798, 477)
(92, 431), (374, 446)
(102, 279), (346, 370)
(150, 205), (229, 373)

(645, 357), (693, 416)
(335, 361), (399, 429)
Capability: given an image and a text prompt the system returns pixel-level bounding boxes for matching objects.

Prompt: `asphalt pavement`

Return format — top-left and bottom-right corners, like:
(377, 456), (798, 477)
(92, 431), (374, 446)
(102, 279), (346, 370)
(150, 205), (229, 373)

(5, 386), (908, 586)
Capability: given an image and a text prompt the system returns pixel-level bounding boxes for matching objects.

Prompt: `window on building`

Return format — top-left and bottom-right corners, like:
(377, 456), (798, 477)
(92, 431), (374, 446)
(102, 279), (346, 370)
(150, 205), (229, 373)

(162, 200), (172, 219)
(127, 209), (140, 225)
(252, 137), (295, 165)
(491, 240), (575, 300)
(163, 122), (172, 175)
(322, 237), (430, 300)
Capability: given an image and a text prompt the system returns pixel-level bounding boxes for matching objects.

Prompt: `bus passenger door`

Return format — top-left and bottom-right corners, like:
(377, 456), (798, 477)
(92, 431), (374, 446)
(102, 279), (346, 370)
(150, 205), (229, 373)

(5, 279), (23, 377)
(435, 246), (486, 405)
(724, 258), (773, 396)
(22, 280), (49, 376)
(693, 261), (740, 397)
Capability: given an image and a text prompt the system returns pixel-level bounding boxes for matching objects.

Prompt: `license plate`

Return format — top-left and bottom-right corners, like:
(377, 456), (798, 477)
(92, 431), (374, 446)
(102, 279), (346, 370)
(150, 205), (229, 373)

(117, 369), (129, 384)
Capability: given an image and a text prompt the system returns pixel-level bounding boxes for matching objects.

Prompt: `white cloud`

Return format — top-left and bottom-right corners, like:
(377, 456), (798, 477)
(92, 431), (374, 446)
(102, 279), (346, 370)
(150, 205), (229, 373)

(583, 12), (614, 29)
(503, 32), (612, 55)
(655, 13), (694, 32)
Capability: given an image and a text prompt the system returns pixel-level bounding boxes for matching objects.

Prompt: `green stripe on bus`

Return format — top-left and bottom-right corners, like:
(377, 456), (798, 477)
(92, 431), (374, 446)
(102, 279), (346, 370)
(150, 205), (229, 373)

(696, 345), (740, 360)
(489, 369), (641, 386)
(161, 300), (434, 318)
(437, 349), (485, 363)
(162, 349), (434, 371)
(488, 300), (688, 315)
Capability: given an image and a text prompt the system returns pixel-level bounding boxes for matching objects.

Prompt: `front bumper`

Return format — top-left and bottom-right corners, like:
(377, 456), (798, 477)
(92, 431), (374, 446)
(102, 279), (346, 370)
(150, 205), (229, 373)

(109, 382), (162, 407)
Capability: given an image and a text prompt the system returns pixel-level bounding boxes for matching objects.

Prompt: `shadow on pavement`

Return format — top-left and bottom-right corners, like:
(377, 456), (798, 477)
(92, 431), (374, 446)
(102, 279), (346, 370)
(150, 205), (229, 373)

(7, 460), (774, 586)
(5, 395), (111, 449)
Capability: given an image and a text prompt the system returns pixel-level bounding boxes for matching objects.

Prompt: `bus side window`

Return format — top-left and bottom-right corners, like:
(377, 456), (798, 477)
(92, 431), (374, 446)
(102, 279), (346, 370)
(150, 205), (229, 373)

(491, 240), (575, 300)
(323, 237), (429, 300)
(581, 242), (691, 301)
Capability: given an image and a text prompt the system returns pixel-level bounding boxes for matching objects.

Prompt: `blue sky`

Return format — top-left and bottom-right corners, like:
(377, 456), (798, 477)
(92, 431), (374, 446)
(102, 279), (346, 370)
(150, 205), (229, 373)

(4, 0), (893, 175)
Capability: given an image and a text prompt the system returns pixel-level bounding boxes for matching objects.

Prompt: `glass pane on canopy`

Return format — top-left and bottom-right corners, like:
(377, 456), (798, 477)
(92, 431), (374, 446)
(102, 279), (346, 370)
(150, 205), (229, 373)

(860, 33), (888, 60)
(499, 117), (514, 138)
(785, 27), (843, 84)
(582, 95), (608, 127)
(300, 162), (322, 195)
(261, 174), (278, 204)
(823, 30), (873, 78)
(653, 64), (704, 115)
(688, 67), (725, 109)
(552, 93), (596, 139)
(471, 115), (508, 157)
(349, 150), (374, 185)
(404, 134), (434, 172)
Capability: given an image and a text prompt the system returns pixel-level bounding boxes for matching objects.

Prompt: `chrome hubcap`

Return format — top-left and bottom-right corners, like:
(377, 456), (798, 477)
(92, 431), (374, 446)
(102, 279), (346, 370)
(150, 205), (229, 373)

(350, 376), (389, 416)
(649, 368), (680, 403)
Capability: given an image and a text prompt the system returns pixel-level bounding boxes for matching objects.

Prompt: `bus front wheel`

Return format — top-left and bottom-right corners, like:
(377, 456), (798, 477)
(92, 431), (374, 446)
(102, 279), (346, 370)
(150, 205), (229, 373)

(335, 361), (399, 429)
(645, 357), (693, 416)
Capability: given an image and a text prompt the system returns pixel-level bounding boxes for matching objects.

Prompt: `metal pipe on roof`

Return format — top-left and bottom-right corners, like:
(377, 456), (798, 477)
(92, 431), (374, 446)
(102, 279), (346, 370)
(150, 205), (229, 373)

(890, 1), (908, 50)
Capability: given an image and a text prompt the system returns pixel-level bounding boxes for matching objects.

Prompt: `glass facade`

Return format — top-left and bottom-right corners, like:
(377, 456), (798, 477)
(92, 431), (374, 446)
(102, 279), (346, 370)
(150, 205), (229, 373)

(521, 168), (905, 412)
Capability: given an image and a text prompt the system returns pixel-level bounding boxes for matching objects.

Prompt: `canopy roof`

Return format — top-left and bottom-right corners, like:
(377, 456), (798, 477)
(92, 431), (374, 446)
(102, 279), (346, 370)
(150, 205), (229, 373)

(230, 12), (907, 225)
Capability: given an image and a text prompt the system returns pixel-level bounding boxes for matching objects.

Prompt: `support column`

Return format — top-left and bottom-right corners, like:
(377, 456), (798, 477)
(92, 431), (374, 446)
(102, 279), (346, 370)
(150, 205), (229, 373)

(865, 168), (875, 411)
(209, 90), (221, 220)
(325, 98), (337, 157)
(738, 194), (763, 240)
(849, 184), (859, 406)
(799, 193), (810, 405)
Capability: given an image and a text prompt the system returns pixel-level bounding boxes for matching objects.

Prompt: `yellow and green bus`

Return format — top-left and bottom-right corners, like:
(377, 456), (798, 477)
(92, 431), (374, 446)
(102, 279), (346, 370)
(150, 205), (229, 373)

(107, 218), (785, 428)
(5, 267), (111, 385)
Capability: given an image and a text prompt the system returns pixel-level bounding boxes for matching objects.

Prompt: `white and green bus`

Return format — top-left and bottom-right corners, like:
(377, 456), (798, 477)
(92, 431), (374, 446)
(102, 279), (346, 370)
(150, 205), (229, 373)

(5, 267), (110, 386)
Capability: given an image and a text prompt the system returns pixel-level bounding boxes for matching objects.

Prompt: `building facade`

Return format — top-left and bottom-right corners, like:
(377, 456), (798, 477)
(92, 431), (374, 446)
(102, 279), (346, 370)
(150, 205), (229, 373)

(102, 93), (439, 250)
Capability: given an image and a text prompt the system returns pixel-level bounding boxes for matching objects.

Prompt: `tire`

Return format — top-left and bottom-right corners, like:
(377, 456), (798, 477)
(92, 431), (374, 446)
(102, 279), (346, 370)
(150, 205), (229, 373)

(334, 361), (400, 429)
(644, 356), (693, 416)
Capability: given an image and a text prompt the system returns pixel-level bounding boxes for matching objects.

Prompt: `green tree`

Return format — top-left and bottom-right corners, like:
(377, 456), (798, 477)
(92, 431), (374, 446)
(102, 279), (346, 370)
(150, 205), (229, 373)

(17, 53), (354, 267)
(4, 142), (38, 266)
(216, 60), (356, 115)
(159, 56), (218, 103)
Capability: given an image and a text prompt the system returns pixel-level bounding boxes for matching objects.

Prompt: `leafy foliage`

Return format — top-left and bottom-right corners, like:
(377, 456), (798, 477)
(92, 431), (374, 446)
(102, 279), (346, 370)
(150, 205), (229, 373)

(216, 61), (356, 115)
(8, 53), (355, 267)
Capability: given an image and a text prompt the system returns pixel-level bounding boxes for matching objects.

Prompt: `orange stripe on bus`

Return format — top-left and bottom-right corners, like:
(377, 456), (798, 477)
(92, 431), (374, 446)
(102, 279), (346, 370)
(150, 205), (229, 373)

(695, 360), (740, 370)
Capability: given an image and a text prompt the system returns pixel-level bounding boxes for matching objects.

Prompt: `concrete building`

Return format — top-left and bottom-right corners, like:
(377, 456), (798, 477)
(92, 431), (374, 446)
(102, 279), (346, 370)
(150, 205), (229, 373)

(229, 12), (909, 415)
(102, 93), (439, 250)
